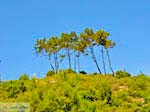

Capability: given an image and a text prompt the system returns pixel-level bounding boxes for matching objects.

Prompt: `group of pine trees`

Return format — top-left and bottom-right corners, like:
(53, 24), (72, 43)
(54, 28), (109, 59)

(35, 28), (116, 75)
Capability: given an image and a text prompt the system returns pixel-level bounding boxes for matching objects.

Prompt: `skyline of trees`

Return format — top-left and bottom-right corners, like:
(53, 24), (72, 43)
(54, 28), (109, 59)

(35, 28), (116, 75)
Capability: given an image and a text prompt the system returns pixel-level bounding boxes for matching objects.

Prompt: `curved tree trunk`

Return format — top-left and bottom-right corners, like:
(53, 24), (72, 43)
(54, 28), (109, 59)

(101, 47), (106, 75)
(89, 46), (102, 74)
(106, 49), (114, 76)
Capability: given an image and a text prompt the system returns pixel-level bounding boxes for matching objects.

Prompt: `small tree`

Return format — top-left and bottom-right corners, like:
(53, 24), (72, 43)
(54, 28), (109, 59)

(35, 38), (55, 71)
(60, 33), (73, 70)
(80, 28), (102, 74)
(94, 30), (116, 75)
(35, 37), (62, 73)
(94, 30), (110, 75)
(104, 40), (116, 76)
(73, 40), (87, 73)
(47, 36), (61, 73)
(71, 32), (78, 72)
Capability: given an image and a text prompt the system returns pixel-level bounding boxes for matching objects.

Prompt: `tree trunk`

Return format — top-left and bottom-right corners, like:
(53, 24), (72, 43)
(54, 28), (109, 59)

(106, 49), (114, 76)
(48, 54), (55, 72)
(94, 57), (102, 74)
(101, 47), (106, 75)
(78, 52), (80, 73)
(74, 51), (76, 72)
(56, 53), (59, 73)
(89, 46), (102, 74)
(54, 53), (59, 74)
(67, 48), (71, 69)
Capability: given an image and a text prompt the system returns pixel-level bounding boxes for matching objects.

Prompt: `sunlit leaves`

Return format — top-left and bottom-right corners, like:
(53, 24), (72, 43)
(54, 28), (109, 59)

(34, 28), (116, 74)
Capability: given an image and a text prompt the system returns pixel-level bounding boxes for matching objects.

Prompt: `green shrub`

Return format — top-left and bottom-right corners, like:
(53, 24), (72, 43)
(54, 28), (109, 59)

(115, 70), (131, 78)
(79, 71), (87, 74)
(1, 72), (150, 111)
(46, 70), (55, 76)
(130, 74), (148, 91)
(19, 74), (30, 80)
(59, 69), (76, 74)
(3, 81), (27, 98)
(93, 72), (98, 75)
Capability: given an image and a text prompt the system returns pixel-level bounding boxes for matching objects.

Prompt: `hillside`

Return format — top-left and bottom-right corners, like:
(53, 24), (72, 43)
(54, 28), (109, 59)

(0, 70), (150, 112)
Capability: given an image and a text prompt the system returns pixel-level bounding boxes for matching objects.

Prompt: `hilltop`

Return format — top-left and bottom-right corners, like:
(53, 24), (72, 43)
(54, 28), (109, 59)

(0, 70), (150, 112)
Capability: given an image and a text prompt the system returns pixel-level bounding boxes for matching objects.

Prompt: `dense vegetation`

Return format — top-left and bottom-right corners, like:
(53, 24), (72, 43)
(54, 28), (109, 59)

(1, 70), (150, 112)
(1, 28), (150, 111)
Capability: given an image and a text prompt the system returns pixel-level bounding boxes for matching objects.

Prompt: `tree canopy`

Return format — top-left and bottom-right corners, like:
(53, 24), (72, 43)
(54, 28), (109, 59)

(34, 28), (116, 74)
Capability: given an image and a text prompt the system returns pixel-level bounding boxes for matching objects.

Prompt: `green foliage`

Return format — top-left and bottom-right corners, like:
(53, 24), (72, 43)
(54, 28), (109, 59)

(35, 28), (116, 75)
(46, 70), (55, 76)
(79, 71), (87, 74)
(1, 72), (150, 111)
(19, 74), (30, 80)
(1, 80), (27, 98)
(92, 72), (98, 75)
(115, 70), (131, 78)
(59, 69), (76, 74)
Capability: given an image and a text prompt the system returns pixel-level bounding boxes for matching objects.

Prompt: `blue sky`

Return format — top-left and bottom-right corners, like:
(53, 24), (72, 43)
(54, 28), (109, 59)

(0, 0), (150, 80)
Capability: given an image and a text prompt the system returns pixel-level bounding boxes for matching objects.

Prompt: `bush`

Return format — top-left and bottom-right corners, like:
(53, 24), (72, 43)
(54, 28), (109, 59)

(79, 71), (87, 74)
(93, 72), (98, 75)
(19, 74), (30, 80)
(3, 81), (27, 98)
(59, 69), (76, 74)
(115, 70), (131, 78)
(1, 72), (150, 111)
(46, 70), (55, 76)
(130, 74), (148, 91)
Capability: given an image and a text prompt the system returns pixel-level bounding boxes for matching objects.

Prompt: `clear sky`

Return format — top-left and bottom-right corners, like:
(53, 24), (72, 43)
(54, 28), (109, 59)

(0, 0), (150, 80)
